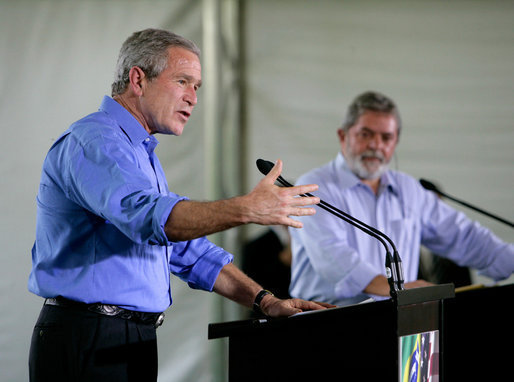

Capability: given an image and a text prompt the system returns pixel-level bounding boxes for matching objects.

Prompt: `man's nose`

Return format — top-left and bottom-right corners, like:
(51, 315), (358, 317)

(367, 134), (382, 149)
(184, 86), (197, 106)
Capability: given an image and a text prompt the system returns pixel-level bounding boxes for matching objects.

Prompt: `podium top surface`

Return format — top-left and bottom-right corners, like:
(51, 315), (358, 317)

(208, 283), (459, 340)
(395, 283), (455, 306)
(208, 298), (386, 340)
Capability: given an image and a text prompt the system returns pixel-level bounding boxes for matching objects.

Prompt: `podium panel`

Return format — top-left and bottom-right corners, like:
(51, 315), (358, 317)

(442, 283), (514, 381)
(213, 300), (397, 380)
(209, 285), (454, 381)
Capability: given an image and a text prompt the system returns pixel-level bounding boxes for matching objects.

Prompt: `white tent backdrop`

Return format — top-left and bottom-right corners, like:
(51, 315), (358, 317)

(1, 1), (513, 381)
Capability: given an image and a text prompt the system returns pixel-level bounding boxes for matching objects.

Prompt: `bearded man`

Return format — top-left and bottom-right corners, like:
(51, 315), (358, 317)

(289, 91), (513, 306)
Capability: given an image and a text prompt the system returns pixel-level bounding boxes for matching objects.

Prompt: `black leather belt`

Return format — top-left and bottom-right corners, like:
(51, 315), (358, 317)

(45, 297), (165, 328)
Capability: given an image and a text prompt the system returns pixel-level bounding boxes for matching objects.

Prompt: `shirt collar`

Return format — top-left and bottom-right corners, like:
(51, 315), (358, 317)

(380, 170), (399, 196)
(335, 151), (399, 196)
(99, 95), (158, 149)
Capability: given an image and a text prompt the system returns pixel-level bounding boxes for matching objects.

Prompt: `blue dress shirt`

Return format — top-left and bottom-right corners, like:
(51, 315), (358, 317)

(289, 152), (513, 306)
(29, 96), (233, 312)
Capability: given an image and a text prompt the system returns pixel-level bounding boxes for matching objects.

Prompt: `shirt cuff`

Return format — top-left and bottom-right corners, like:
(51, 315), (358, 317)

(152, 194), (188, 245)
(477, 242), (514, 281)
(187, 249), (234, 292)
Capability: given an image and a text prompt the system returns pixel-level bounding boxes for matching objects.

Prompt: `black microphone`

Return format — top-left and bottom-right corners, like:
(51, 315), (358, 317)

(420, 179), (514, 228)
(256, 159), (405, 297)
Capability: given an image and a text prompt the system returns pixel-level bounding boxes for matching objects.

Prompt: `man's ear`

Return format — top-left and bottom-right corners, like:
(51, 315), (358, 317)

(337, 128), (346, 144)
(128, 66), (146, 96)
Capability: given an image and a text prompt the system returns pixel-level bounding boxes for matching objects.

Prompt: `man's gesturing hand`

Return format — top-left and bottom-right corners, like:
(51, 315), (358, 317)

(243, 159), (320, 228)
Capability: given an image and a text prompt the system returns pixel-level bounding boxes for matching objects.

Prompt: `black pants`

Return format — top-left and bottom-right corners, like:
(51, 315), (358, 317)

(29, 304), (158, 382)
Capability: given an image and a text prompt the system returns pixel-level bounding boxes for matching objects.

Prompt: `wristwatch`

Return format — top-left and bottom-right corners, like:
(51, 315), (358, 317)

(252, 289), (274, 315)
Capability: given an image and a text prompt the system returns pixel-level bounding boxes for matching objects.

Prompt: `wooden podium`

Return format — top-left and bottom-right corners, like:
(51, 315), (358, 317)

(209, 284), (455, 381)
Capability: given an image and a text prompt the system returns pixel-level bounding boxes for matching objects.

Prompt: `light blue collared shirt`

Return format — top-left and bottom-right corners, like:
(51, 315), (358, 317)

(29, 96), (232, 312)
(289, 152), (513, 306)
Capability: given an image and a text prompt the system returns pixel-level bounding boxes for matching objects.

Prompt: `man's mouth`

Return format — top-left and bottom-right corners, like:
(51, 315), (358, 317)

(177, 110), (191, 119)
(360, 151), (384, 163)
(361, 155), (383, 163)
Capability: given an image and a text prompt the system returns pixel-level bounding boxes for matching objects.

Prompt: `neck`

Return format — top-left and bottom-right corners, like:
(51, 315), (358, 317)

(113, 94), (152, 134)
(361, 177), (381, 195)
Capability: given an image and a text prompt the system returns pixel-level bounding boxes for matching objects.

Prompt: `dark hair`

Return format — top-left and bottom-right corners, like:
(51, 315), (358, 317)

(111, 28), (200, 96)
(341, 91), (401, 136)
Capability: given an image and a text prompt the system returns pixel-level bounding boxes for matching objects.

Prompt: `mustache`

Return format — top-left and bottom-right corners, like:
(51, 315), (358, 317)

(357, 150), (386, 162)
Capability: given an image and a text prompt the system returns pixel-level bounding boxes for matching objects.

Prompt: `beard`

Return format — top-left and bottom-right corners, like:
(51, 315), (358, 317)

(344, 146), (390, 180)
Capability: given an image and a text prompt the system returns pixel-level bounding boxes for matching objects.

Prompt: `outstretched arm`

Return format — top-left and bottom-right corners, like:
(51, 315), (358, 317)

(165, 160), (320, 241)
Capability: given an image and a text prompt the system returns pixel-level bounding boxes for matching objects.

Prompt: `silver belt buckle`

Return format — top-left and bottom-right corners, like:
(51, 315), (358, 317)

(89, 304), (122, 316)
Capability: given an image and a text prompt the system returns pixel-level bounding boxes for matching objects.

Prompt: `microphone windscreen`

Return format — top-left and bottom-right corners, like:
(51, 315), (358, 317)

(419, 179), (439, 193)
(256, 159), (274, 176)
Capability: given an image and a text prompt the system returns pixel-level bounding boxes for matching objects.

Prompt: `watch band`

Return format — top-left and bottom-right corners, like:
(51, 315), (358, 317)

(253, 289), (274, 314)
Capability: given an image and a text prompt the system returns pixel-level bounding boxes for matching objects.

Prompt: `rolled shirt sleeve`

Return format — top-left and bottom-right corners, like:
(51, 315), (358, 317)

(61, 123), (179, 246)
(169, 238), (233, 291)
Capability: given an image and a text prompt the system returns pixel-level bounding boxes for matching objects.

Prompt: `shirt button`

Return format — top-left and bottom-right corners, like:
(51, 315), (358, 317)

(145, 138), (150, 142)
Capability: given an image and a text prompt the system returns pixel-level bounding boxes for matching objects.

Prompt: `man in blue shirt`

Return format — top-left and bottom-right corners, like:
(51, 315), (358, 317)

(289, 91), (514, 306)
(28, 29), (331, 381)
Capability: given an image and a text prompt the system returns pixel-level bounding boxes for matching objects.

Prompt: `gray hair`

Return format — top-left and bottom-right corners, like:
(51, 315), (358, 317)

(341, 91), (402, 136)
(111, 28), (200, 96)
